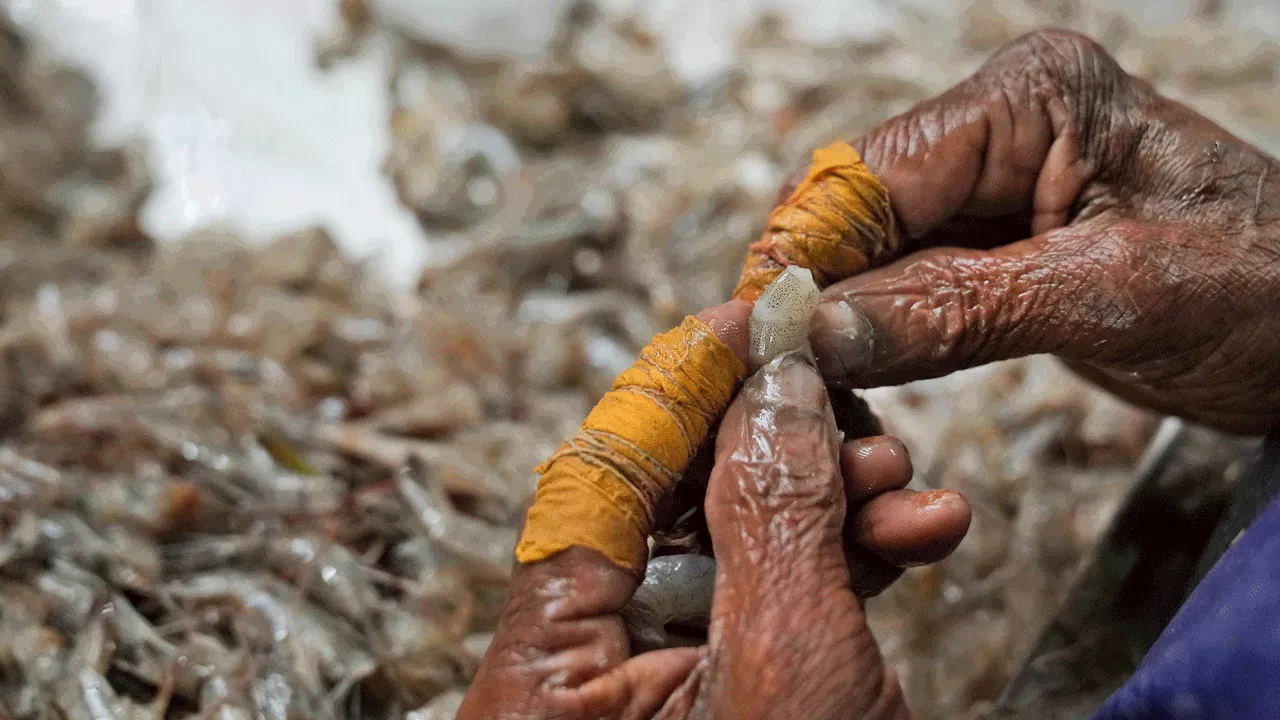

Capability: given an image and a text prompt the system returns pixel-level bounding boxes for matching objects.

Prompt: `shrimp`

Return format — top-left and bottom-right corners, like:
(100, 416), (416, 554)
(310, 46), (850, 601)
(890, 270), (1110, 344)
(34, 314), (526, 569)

(0, 586), (67, 688)
(26, 395), (139, 437)
(163, 572), (375, 696)
(378, 605), (464, 701)
(81, 472), (204, 537)
(199, 675), (254, 720)
(315, 422), (511, 500)
(0, 447), (68, 510)
(161, 533), (264, 574)
(35, 563), (101, 635)
(54, 616), (115, 720)
(167, 631), (246, 700)
(263, 534), (382, 624)
(397, 461), (518, 581)
(747, 264), (821, 370)
(406, 689), (466, 720)
(2, 511), (107, 571)
(622, 554), (717, 651)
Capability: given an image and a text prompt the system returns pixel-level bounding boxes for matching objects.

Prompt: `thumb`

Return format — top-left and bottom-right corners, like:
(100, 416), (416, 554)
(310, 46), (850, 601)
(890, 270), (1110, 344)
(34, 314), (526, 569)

(809, 223), (1132, 388)
(706, 353), (847, 584)
(700, 354), (904, 718)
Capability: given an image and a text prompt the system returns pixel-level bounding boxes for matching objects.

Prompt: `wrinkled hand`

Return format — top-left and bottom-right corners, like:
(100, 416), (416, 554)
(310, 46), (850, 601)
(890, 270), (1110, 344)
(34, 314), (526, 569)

(807, 29), (1280, 434)
(459, 304), (969, 720)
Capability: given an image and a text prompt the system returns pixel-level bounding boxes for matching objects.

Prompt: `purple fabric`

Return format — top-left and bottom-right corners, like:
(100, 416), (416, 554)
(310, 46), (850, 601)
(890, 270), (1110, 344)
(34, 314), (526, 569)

(1094, 493), (1280, 719)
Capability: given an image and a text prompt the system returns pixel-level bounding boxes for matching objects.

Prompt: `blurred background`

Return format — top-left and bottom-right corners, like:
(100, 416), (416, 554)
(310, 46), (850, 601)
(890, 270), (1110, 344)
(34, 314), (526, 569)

(0, 0), (1276, 718)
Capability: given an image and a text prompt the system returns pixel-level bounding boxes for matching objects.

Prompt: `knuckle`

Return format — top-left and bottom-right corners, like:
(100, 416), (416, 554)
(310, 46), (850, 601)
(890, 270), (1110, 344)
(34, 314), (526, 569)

(895, 251), (1034, 366)
(988, 29), (1111, 94)
(856, 89), (969, 171)
(897, 255), (974, 364)
(716, 411), (842, 503)
(981, 29), (1136, 151)
(861, 30), (1130, 176)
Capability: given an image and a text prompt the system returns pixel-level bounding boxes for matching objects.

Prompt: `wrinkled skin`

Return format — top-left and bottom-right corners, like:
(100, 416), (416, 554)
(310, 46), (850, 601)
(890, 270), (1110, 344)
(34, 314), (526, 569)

(462, 28), (1280, 719)
(809, 29), (1280, 434)
(459, 304), (970, 720)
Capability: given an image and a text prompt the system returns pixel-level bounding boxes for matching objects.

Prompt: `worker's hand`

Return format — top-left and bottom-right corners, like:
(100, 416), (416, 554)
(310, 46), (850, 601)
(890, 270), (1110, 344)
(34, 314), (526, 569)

(459, 327), (969, 719)
(806, 29), (1280, 434)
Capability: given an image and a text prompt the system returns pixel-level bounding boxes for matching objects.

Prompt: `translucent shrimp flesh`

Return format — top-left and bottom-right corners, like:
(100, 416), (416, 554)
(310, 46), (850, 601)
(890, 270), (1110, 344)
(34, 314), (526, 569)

(747, 265), (821, 370)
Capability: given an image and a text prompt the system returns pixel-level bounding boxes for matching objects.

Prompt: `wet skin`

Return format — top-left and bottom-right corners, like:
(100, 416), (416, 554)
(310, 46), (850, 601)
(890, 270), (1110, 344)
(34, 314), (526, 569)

(462, 29), (1280, 719)
(808, 30), (1280, 434)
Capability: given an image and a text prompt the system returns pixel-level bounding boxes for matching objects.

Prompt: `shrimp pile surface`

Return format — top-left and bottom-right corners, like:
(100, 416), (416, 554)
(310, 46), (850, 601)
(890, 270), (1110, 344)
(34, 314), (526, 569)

(2, 2), (1278, 718)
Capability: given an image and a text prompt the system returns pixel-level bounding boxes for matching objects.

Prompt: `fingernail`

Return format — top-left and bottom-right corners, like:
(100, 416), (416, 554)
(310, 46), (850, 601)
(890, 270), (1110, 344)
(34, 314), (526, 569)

(755, 352), (825, 409)
(811, 298), (874, 383)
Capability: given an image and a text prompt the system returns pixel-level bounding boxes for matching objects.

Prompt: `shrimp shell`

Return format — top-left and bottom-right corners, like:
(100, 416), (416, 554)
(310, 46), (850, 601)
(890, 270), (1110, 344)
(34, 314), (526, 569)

(747, 265), (820, 371)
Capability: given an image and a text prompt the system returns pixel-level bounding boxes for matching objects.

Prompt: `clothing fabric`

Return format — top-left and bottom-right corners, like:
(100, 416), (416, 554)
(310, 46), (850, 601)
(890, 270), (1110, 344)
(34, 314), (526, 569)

(1095, 434), (1280, 719)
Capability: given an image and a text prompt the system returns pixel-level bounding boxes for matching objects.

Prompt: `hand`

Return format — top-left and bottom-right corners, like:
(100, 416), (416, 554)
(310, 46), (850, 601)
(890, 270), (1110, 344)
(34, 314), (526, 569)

(458, 304), (970, 719)
(805, 29), (1280, 434)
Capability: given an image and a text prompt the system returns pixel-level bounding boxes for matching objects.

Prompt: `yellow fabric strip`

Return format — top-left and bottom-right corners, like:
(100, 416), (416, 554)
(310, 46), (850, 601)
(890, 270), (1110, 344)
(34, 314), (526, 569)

(516, 316), (746, 572)
(733, 141), (899, 301)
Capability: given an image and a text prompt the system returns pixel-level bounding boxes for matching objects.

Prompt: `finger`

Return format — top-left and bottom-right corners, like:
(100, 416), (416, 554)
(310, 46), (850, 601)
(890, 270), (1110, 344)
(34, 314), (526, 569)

(519, 297), (752, 572)
(706, 353), (848, 593)
(812, 236), (1056, 387)
(570, 647), (702, 720)
(837, 438), (970, 596)
(840, 435), (912, 504)
(459, 551), (635, 717)
(695, 300), (752, 365)
(526, 296), (750, 583)
(657, 405), (897, 553)
(650, 301), (751, 530)
(769, 32), (1102, 243)
(703, 355), (905, 716)
(462, 301), (752, 719)
(853, 30), (1132, 242)
(809, 220), (1158, 388)
(837, 435), (912, 598)
(852, 489), (972, 568)
(702, 354), (855, 681)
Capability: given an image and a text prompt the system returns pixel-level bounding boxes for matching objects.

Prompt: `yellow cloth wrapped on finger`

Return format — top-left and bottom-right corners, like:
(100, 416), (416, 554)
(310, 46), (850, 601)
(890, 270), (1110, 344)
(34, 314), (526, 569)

(733, 141), (899, 301)
(516, 316), (746, 572)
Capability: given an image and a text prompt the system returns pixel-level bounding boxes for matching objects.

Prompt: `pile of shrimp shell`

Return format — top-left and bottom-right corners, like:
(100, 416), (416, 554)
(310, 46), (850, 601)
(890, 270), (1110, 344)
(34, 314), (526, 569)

(2, 1), (1278, 718)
